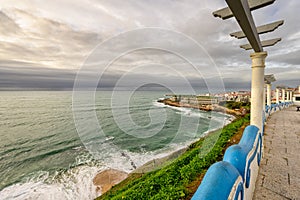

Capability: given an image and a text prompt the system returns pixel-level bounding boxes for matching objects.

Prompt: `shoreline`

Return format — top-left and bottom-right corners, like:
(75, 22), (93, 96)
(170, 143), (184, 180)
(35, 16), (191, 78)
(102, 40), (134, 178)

(93, 147), (190, 196)
(93, 100), (239, 197)
(157, 99), (246, 117)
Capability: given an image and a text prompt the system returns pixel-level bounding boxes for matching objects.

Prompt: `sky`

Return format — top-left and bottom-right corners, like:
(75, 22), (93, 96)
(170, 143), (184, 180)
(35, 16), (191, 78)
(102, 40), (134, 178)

(0, 0), (299, 91)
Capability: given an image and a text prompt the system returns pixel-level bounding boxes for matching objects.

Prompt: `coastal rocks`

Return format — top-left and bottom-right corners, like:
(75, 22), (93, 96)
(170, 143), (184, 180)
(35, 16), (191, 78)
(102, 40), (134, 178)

(93, 169), (128, 195)
(158, 99), (244, 116)
(213, 105), (244, 116)
(158, 99), (213, 111)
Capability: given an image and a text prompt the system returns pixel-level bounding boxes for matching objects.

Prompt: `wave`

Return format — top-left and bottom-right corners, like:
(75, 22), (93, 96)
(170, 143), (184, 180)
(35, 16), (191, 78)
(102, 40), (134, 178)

(153, 101), (210, 119)
(0, 113), (234, 200)
(0, 93), (236, 200)
(0, 166), (100, 200)
(153, 100), (235, 122)
(0, 154), (103, 200)
(0, 143), (192, 200)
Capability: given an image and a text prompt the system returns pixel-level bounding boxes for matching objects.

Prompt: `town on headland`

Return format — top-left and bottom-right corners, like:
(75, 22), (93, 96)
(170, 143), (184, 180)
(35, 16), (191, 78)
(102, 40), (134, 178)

(158, 85), (300, 116)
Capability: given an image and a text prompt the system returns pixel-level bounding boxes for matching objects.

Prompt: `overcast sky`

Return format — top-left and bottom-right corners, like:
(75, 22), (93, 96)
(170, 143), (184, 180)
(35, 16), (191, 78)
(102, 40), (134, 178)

(0, 0), (299, 91)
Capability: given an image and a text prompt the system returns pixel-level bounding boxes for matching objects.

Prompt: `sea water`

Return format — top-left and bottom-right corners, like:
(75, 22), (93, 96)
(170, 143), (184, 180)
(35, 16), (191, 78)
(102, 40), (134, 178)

(0, 91), (232, 200)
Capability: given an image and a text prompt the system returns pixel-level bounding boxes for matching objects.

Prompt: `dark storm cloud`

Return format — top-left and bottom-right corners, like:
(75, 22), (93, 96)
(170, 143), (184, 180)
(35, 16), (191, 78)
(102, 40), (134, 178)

(0, 64), (75, 90)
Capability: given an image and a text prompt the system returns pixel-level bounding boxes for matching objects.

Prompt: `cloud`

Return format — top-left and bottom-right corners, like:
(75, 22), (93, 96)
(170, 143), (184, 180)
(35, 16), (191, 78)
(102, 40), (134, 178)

(0, 0), (299, 90)
(0, 11), (21, 36)
(0, 9), (99, 70)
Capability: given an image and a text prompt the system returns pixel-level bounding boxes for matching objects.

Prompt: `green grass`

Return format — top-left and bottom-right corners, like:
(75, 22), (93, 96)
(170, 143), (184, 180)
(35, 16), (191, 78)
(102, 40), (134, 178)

(97, 114), (250, 200)
(219, 101), (251, 110)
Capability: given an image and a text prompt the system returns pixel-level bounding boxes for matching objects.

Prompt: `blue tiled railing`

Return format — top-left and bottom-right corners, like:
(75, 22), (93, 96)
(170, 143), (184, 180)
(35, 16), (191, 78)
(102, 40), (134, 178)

(265, 102), (293, 116)
(192, 101), (293, 199)
(192, 125), (261, 200)
(192, 161), (244, 200)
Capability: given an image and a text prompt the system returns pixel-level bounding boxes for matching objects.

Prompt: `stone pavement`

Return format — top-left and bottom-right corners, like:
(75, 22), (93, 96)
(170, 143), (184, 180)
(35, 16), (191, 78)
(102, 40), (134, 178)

(253, 106), (300, 200)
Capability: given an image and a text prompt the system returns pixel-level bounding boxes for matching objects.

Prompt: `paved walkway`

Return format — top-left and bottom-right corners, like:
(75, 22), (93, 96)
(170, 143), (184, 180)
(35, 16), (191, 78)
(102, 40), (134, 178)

(254, 106), (300, 200)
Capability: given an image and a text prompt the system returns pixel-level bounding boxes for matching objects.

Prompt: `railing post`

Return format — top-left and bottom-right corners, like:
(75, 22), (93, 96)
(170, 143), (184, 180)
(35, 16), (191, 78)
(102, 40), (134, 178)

(250, 51), (267, 132)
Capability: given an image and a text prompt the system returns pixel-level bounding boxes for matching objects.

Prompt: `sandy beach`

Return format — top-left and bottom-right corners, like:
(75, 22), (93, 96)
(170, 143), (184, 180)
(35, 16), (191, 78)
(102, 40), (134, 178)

(93, 147), (188, 196)
(93, 169), (128, 195)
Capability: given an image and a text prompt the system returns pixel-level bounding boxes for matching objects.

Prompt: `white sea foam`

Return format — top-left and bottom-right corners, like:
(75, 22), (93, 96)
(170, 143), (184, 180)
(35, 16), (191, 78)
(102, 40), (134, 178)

(152, 100), (236, 145)
(0, 99), (236, 200)
(152, 101), (167, 108)
(0, 141), (198, 200)
(153, 101), (207, 118)
(0, 165), (101, 200)
(0, 114), (233, 200)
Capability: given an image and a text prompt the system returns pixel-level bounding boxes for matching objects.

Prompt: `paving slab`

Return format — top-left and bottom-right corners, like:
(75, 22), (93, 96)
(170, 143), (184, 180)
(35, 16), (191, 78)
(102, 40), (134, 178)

(253, 106), (300, 200)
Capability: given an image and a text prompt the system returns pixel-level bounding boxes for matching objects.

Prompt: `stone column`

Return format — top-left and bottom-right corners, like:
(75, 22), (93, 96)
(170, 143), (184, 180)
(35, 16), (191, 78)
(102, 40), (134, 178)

(250, 52), (267, 132)
(276, 88), (280, 104)
(282, 89), (286, 103)
(267, 84), (272, 106)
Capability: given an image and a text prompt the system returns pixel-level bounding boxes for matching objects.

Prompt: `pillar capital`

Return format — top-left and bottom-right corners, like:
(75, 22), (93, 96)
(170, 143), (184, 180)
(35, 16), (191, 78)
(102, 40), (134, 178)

(250, 51), (268, 59)
(250, 51), (268, 68)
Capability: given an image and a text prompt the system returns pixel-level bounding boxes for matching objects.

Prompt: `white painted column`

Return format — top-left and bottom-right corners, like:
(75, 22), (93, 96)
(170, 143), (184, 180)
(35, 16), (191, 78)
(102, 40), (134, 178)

(282, 89), (286, 103)
(250, 52), (267, 132)
(263, 84), (266, 112)
(290, 91), (293, 102)
(267, 84), (272, 106)
(276, 88), (280, 104)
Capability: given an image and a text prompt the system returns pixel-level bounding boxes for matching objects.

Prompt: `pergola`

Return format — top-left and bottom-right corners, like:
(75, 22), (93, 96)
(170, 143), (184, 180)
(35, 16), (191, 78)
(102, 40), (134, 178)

(213, 0), (284, 133)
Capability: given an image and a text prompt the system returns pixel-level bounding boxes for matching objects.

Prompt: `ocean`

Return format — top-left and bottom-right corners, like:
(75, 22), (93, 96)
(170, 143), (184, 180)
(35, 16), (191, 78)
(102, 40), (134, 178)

(0, 91), (231, 200)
